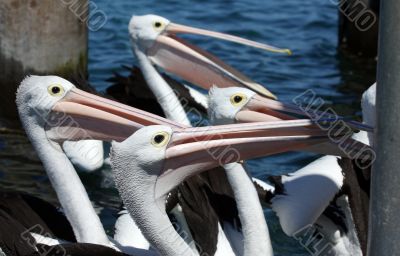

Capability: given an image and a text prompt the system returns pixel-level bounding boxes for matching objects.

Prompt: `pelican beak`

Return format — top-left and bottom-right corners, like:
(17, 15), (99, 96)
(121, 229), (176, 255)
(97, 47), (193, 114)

(155, 120), (369, 198)
(46, 88), (185, 142)
(146, 22), (291, 100)
(236, 94), (301, 122)
(232, 94), (374, 157)
(236, 94), (374, 132)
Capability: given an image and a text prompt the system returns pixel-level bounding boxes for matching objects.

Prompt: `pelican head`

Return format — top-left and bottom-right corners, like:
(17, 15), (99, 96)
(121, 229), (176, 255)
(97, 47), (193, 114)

(110, 121), (341, 210)
(129, 14), (171, 50)
(208, 86), (373, 132)
(208, 86), (257, 125)
(207, 86), (373, 159)
(16, 75), (184, 143)
(128, 14), (292, 100)
(17, 76), (75, 125)
(208, 86), (299, 125)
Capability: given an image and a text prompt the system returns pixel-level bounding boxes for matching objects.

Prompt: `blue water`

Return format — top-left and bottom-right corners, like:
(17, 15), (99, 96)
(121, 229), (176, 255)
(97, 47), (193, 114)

(0, 0), (376, 255)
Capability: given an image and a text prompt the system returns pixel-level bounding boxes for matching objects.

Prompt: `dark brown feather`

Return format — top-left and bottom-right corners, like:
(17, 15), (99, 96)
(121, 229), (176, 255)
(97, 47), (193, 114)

(338, 157), (371, 255)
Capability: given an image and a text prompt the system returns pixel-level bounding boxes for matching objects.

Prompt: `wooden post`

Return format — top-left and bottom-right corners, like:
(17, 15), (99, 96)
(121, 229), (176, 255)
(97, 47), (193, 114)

(0, 0), (88, 126)
(368, 0), (400, 255)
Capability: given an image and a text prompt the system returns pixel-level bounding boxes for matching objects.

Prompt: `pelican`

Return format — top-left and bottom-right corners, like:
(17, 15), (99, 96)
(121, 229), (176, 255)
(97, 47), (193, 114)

(9, 75), (359, 255)
(10, 75), (191, 255)
(66, 8), (287, 174)
(208, 86), (371, 152)
(110, 119), (346, 256)
(129, 14), (291, 124)
(128, 14), (294, 254)
(17, 76), (113, 247)
(207, 84), (376, 255)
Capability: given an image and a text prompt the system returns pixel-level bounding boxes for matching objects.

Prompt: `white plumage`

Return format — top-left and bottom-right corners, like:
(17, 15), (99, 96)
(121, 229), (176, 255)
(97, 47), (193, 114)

(63, 140), (104, 172)
(272, 83), (375, 255)
(207, 83), (376, 255)
(271, 156), (344, 236)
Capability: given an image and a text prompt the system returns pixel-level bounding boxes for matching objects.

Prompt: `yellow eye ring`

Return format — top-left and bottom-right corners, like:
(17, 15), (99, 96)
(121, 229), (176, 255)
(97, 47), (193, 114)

(230, 93), (247, 106)
(153, 21), (164, 31)
(47, 84), (65, 97)
(151, 131), (170, 147)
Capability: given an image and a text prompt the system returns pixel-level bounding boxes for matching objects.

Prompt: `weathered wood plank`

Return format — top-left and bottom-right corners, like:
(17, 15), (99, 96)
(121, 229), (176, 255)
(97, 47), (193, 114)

(0, 0), (88, 126)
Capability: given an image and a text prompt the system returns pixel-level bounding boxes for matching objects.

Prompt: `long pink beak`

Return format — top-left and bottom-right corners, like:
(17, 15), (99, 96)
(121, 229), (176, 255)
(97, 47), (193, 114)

(145, 22), (291, 100)
(46, 88), (186, 142)
(237, 94), (373, 132)
(231, 93), (373, 157)
(154, 120), (369, 197)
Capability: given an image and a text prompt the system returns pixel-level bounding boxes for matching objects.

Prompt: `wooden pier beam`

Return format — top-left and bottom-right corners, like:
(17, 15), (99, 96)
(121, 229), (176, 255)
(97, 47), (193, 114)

(368, 0), (400, 255)
(0, 0), (88, 126)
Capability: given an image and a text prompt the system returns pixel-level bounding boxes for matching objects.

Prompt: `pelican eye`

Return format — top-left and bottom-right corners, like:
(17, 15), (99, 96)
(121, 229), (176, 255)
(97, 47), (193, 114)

(230, 93), (247, 106)
(47, 84), (65, 97)
(153, 21), (164, 31)
(151, 132), (170, 147)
